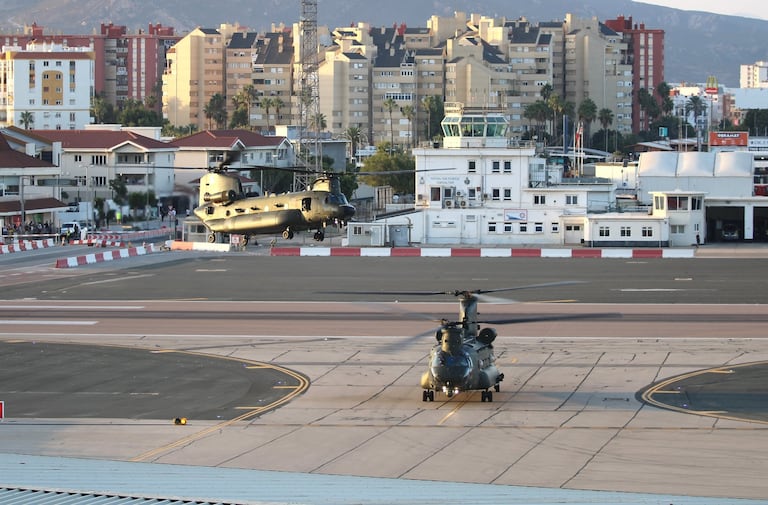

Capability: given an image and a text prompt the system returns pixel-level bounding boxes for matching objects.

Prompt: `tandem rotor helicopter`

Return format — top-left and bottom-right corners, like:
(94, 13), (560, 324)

(354, 282), (610, 402)
(194, 161), (447, 245)
(194, 163), (355, 245)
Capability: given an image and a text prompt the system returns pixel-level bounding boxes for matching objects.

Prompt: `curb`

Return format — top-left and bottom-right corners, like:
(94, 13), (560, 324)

(54, 243), (162, 268)
(269, 247), (697, 258)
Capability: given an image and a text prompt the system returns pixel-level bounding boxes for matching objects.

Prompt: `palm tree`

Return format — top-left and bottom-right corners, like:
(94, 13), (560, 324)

(686, 95), (706, 133)
(523, 100), (549, 140)
(577, 98), (597, 147)
(204, 93), (227, 129)
(383, 97), (397, 153)
(273, 97), (285, 126)
(400, 105), (415, 148)
(343, 126), (366, 165)
(421, 96), (434, 141)
(19, 111), (34, 130)
(547, 94), (564, 143)
(309, 112), (327, 136)
(598, 108), (614, 152)
(259, 96), (276, 133)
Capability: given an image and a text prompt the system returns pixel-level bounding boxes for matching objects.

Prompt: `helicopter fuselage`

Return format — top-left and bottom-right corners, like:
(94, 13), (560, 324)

(420, 325), (503, 402)
(194, 172), (355, 242)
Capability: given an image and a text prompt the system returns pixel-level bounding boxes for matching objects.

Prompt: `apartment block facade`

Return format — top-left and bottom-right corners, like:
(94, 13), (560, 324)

(158, 11), (663, 151)
(0, 42), (94, 130)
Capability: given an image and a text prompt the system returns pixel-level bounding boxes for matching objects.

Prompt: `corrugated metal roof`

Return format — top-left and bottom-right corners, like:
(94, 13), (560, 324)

(0, 488), (234, 505)
(2, 453), (765, 505)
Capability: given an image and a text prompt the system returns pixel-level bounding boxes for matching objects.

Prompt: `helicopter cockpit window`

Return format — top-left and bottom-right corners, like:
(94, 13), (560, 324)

(302, 197), (312, 211)
(328, 192), (350, 205)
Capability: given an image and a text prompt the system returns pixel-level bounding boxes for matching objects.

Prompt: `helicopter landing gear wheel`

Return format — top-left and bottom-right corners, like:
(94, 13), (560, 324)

(242, 235), (250, 246)
(481, 390), (493, 402)
(422, 390), (434, 402)
(494, 384), (500, 392)
(207, 232), (216, 243)
(313, 230), (325, 241)
(282, 229), (294, 240)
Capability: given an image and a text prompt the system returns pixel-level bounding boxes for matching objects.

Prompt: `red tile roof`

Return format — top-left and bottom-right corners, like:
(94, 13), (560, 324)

(0, 197), (69, 214)
(0, 134), (56, 169)
(171, 129), (285, 148)
(31, 130), (172, 150)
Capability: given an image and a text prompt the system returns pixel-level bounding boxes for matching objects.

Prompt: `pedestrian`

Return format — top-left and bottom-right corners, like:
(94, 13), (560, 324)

(696, 233), (700, 248)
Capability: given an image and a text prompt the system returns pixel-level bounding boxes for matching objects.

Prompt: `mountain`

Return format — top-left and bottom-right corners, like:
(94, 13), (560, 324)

(1, 0), (766, 87)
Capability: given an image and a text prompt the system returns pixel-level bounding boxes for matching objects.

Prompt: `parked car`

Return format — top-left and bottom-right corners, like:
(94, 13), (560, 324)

(721, 223), (739, 241)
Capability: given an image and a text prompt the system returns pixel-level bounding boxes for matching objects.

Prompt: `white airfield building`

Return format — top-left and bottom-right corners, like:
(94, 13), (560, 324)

(349, 103), (762, 248)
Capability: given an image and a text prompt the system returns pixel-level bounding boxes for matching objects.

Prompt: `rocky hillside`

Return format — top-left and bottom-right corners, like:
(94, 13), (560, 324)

(1, 0), (765, 86)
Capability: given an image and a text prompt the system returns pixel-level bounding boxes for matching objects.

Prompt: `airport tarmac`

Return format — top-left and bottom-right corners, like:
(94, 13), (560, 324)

(1, 251), (768, 502)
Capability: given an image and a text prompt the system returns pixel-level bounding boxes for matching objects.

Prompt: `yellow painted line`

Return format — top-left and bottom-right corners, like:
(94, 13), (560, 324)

(274, 385), (299, 389)
(130, 349), (309, 463)
(707, 369), (734, 374)
(150, 349), (176, 353)
(650, 390), (681, 394)
(245, 365), (268, 369)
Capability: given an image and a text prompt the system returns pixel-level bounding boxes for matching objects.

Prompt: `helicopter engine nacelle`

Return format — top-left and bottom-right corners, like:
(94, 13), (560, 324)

(203, 190), (237, 204)
(477, 327), (497, 345)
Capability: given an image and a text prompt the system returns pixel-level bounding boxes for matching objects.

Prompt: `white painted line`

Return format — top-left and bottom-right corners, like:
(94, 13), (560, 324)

(0, 305), (144, 310)
(480, 248), (511, 257)
(300, 247), (331, 256)
(420, 248), (452, 257)
(0, 320), (98, 325)
(541, 248), (572, 258)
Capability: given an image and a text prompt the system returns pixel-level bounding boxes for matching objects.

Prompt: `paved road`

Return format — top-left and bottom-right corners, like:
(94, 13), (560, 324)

(2, 251), (768, 500)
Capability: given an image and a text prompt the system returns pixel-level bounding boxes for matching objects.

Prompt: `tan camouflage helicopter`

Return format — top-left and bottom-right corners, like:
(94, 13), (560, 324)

(194, 165), (354, 245)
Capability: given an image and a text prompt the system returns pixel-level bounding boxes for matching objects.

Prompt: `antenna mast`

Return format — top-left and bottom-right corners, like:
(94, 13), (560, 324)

(297, 0), (320, 190)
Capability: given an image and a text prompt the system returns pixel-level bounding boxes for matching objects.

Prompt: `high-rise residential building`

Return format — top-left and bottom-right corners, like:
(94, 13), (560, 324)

(163, 26), (237, 131)
(604, 16), (665, 134)
(740, 61), (768, 89)
(563, 14), (633, 137)
(248, 29), (294, 132)
(0, 22), (179, 111)
(0, 41), (94, 130)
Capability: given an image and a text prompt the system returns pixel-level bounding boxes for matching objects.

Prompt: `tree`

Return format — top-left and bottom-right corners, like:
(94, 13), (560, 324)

(118, 98), (162, 127)
(259, 96), (276, 132)
(343, 126), (366, 164)
(91, 94), (116, 124)
(598, 108), (614, 152)
(577, 98), (598, 147)
(656, 82), (674, 116)
(685, 95), (706, 133)
(109, 178), (128, 206)
(383, 97), (397, 153)
(420, 95), (444, 142)
(19, 111), (34, 130)
(358, 146), (415, 195)
(523, 100), (549, 141)
(204, 93), (227, 129)
(309, 112), (327, 135)
(547, 93), (564, 143)
(400, 104), (415, 148)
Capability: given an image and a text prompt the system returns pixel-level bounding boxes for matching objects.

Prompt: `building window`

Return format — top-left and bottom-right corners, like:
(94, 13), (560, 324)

(519, 222), (527, 232)
(488, 222), (497, 233)
(492, 161), (500, 173)
(599, 226), (610, 237)
(671, 224), (685, 234)
(566, 195), (578, 205)
(503, 160), (512, 173)
(503, 188), (512, 201)
(534, 222), (543, 232)
(667, 196), (689, 210)
(534, 194), (546, 205)
(468, 160), (476, 173)
(504, 222), (513, 232)
(642, 226), (653, 237)
(491, 189), (500, 201)
(654, 195), (665, 210)
(620, 226), (631, 237)
(551, 222), (559, 233)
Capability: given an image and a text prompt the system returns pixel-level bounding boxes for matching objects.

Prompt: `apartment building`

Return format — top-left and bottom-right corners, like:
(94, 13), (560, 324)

(0, 42), (94, 130)
(740, 61), (768, 89)
(163, 25), (248, 131)
(0, 22), (179, 110)
(563, 15), (633, 136)
(604, 16), (665, 134)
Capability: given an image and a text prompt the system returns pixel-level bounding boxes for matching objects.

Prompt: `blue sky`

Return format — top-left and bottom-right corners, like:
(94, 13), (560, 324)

(639, 0), (768, 20)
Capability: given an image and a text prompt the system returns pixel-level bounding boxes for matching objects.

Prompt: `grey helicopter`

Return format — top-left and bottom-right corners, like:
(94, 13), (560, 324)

(355, 282), (610, 402)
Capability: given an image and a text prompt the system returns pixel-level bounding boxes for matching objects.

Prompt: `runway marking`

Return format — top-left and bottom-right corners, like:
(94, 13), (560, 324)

(130, 350), (309, 463)
(618, 288), (686, 292)
(707, 369), (734, 374)
(0, 305), (144, 310)
(274, 385), (300, 389)
(195, 269), (228, 272)
(651, 390), (681, 394)
(0, 320), (97, 325)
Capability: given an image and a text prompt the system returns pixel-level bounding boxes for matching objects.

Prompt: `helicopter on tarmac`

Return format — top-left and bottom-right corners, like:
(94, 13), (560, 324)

(356, 282), (603, 402)
(194, 162), (449, 245)
(194, 164), (355, 245)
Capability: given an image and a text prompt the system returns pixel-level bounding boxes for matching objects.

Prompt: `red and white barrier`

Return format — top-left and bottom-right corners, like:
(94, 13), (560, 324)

(0, 238), (57, 254)
(54, 243), (162, 268)
(270, 246), (696, 259)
